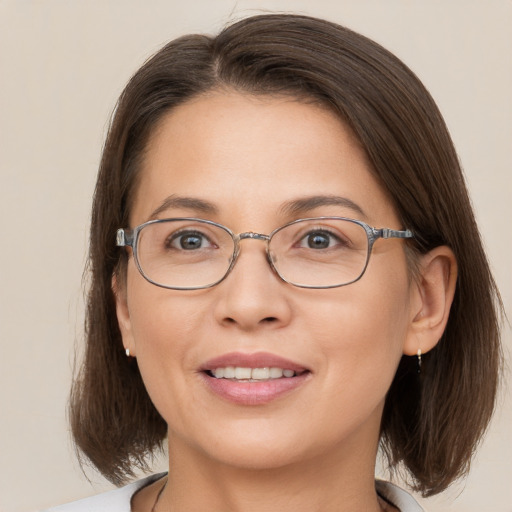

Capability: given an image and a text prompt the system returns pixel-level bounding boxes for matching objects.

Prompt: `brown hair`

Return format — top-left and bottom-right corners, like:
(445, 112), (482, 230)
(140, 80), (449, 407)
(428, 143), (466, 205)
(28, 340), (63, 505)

(70, 14), (503, 496)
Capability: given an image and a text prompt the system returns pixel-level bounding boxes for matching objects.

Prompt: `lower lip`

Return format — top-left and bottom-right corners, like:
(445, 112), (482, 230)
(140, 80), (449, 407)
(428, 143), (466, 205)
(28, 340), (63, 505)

(201, 372), (310, 405)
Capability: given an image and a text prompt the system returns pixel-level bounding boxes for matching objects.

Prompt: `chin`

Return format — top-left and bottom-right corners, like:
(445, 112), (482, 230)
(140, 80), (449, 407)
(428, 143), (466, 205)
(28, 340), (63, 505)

(184, 422), (336, 472)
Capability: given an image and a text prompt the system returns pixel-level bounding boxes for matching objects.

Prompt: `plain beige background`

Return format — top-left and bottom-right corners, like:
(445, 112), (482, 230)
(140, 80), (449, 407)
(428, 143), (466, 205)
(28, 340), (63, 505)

(0, 1), (511, 511)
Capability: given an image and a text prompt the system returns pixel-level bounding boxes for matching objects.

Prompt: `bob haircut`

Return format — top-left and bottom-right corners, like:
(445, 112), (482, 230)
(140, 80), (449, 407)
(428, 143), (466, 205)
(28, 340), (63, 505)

(71, 13), (502, 496)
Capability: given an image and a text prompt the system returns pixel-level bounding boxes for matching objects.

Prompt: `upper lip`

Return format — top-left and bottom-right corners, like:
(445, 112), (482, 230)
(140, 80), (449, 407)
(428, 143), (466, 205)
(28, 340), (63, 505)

(201, 352), (310, 373)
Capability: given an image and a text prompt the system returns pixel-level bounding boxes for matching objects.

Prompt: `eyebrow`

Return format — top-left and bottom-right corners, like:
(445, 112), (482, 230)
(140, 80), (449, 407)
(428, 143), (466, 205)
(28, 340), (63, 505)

(148, 195), (219, 220)
(148, 194), (366, 222)
(280, 195), (367, 219)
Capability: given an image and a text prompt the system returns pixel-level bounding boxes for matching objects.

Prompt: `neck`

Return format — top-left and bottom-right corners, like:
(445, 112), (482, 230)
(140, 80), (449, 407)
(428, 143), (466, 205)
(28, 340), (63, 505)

(159, 432), (384, 512)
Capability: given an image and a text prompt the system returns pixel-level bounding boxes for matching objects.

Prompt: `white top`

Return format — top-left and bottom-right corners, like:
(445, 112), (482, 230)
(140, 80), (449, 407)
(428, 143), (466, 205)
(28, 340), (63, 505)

(42, 474), (165, 512)
(376, 480), (425, 511)
(43, 474), (424, 511)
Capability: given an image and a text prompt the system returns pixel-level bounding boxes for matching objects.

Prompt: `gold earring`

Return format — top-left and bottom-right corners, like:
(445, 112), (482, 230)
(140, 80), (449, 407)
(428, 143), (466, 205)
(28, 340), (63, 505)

(125, 348), (131, 357)
(417, 349), (422, 374)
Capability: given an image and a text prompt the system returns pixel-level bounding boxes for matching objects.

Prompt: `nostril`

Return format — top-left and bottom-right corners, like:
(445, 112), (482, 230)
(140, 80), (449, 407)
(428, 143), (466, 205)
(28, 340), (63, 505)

(224, 316), (277, 324)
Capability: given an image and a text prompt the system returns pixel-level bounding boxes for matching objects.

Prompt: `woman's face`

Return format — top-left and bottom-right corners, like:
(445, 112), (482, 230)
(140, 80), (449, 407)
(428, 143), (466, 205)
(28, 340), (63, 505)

(117, 91), (419, 470)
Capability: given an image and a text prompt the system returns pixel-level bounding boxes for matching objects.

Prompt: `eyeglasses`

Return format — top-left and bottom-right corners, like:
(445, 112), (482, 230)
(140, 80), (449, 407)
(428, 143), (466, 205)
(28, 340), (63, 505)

(116, 217), (413, 290)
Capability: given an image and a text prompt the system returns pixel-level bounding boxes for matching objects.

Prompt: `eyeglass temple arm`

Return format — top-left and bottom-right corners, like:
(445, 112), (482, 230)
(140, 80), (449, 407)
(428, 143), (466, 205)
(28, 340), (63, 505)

(374, 228), (414, 239)
(116, 228), (134, 247)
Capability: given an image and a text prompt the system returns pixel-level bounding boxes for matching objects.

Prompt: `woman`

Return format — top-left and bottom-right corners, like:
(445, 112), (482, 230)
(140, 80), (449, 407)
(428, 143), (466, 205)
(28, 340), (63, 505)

(47, 13), (502, 512)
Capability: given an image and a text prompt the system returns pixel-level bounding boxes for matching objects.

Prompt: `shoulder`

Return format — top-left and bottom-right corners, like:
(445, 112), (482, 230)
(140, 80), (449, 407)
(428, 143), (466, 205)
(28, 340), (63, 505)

(41, 473), (166, 512)
(376, 480), (425, 512)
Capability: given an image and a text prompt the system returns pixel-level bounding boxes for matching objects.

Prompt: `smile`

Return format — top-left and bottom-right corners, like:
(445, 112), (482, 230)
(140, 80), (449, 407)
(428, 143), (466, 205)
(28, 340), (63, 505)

(209, 367), (299, 380)
(200, 352), (311, 405)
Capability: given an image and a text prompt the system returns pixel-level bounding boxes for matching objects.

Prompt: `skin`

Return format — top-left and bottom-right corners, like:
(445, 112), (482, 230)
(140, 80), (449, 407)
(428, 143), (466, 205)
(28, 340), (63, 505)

(115, 91), (457, 512)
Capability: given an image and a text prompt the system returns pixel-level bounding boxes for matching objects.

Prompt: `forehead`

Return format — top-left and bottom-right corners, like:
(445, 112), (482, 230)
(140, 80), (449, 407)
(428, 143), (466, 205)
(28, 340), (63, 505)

(130, 91), (397, 229)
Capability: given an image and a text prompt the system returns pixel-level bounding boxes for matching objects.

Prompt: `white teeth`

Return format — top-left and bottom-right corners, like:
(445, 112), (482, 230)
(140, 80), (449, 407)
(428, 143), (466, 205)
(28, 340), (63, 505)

(235, 367), (252, 379)
(223, 366), (235, 379)
(210, 366), (297, 380)
(269, 367), (284, 378)
(212, 368), (225, 378)
(251, 367), (270, 379)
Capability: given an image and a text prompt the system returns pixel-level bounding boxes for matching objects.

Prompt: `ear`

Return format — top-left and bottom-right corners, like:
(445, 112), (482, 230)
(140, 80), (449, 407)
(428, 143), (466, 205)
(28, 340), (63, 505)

(403, 246), (458, 356)
(112, 274), (136, 357)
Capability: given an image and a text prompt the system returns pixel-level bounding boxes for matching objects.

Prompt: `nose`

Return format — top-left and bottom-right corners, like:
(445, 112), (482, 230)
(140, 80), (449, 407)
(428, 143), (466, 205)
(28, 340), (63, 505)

(213, 239), (293, 331)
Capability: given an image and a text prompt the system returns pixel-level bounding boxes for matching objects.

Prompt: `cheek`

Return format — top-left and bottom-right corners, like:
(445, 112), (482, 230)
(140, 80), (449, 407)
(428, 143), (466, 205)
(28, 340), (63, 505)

(308, 261), (412, 390)
(124, 272), (210, 417)
(125, 258), (207, 346)
(130, 296), (207, 370)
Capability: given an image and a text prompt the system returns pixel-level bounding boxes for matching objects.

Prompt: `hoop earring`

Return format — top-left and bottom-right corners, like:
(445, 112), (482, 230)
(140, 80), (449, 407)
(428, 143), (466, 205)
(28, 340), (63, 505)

(417, 349), (422, 374)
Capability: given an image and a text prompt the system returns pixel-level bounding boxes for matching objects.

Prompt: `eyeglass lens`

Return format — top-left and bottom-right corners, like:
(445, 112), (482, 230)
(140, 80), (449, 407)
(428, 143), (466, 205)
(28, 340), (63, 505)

(134, 218), (370, 289)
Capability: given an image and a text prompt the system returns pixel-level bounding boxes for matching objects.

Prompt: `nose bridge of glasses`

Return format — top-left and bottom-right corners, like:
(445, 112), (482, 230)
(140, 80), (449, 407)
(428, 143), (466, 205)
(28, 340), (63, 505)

(237, 232), (271, 242)
(232, 232), (273, 267)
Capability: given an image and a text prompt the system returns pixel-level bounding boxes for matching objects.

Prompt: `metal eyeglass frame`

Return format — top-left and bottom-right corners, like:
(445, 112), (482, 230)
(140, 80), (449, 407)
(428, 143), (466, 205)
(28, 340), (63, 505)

(116, 217), (414, 290)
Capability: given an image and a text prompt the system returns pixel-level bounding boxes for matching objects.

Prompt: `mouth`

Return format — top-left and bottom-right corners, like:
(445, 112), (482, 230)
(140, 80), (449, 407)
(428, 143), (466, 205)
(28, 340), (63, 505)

(206, 366), (306, 381)
(200, 352), (311, 405)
